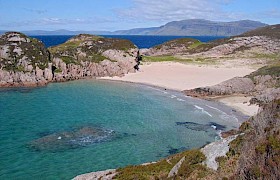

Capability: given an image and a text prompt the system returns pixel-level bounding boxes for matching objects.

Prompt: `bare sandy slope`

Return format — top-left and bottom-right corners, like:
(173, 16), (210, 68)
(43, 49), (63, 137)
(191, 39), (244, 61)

(100, 62), (259, 116)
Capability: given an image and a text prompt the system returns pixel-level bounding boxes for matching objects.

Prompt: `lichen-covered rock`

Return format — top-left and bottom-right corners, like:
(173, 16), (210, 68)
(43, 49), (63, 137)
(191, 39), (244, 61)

(0, 32), (52, 87)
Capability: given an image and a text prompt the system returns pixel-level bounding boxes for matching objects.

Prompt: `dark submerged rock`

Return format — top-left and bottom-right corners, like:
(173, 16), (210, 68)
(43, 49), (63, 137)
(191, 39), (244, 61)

(28, 126), (116, 152)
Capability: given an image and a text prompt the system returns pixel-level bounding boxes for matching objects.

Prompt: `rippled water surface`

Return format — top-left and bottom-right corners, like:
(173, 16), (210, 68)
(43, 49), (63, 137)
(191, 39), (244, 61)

(0, 80), (245, 179)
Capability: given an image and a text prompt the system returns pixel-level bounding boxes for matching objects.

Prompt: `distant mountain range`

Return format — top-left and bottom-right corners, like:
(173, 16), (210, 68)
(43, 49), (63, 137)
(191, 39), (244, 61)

(0, 19), (268, 36)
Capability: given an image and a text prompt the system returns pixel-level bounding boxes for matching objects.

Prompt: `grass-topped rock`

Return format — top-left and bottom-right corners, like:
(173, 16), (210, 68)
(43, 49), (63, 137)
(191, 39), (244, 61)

(49, 34), (138, 82)
(0, 32), (50, 72)
(49, 34), (136, 64)
(0, 32), (53, 87)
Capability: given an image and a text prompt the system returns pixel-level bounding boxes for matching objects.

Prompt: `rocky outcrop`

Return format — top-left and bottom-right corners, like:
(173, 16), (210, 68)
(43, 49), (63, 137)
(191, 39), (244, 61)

(0, 32), (138, 87)
(184, 77), (255, 98)
(0, 32), (53, 87)
(49, 34), (138, 82)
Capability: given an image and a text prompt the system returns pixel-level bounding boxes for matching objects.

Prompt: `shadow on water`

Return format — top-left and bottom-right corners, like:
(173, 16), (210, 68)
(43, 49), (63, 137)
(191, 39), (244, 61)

(0, 87), (45, 94)
(167, 145), (187, 155)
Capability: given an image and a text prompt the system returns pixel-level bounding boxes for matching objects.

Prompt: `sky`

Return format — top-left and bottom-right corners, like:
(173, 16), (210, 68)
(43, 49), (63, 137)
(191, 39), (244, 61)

(0, 0), (279, 31)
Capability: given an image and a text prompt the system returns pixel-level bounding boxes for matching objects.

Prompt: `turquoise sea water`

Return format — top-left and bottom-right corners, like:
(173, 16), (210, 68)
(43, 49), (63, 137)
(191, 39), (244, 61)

(0, 80), (245, 179)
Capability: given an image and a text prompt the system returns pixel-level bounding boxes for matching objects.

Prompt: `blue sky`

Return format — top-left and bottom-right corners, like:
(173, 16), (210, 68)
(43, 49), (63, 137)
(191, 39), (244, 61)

(0, 0), (279, 31)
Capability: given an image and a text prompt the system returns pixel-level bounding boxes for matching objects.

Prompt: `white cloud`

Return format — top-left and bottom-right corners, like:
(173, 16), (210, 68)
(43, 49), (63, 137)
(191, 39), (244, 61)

(262, 9), (280, 19)
(23, 8), (47, 14)
(115, 0), (234, 23)
(1, 16), (116, 28)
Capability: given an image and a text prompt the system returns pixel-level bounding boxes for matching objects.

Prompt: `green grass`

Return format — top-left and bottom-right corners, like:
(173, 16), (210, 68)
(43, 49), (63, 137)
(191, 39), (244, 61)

(54, 68), (62, 73)
(189, 41), (203, 49)
(87, 54), (107, 63)
(153, 38), (200, 50)
(60, 56), (79, 65)
(110, 40), (136, 51)
(246, 63), (280, 79)
(252, 53), (280, 61)
(49, 41), (82, 53)
(115, 149), (206, 179)
(143, 55), (184, 62)
(143, 55), (216, 65)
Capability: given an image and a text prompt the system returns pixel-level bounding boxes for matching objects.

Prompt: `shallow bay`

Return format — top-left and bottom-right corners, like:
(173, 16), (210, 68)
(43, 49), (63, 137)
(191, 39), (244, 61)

(0, 80), (245, 179)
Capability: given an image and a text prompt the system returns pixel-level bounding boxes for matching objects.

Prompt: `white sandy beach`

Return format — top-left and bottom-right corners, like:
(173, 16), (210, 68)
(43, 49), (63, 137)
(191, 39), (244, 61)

(215, 96), (258, 116)
(100, 62), (259, 116)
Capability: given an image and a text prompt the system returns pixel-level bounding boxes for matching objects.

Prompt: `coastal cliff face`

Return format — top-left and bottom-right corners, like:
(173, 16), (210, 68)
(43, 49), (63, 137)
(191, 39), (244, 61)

(0, 32), (53, 87)
(0, 33), (138, 87)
